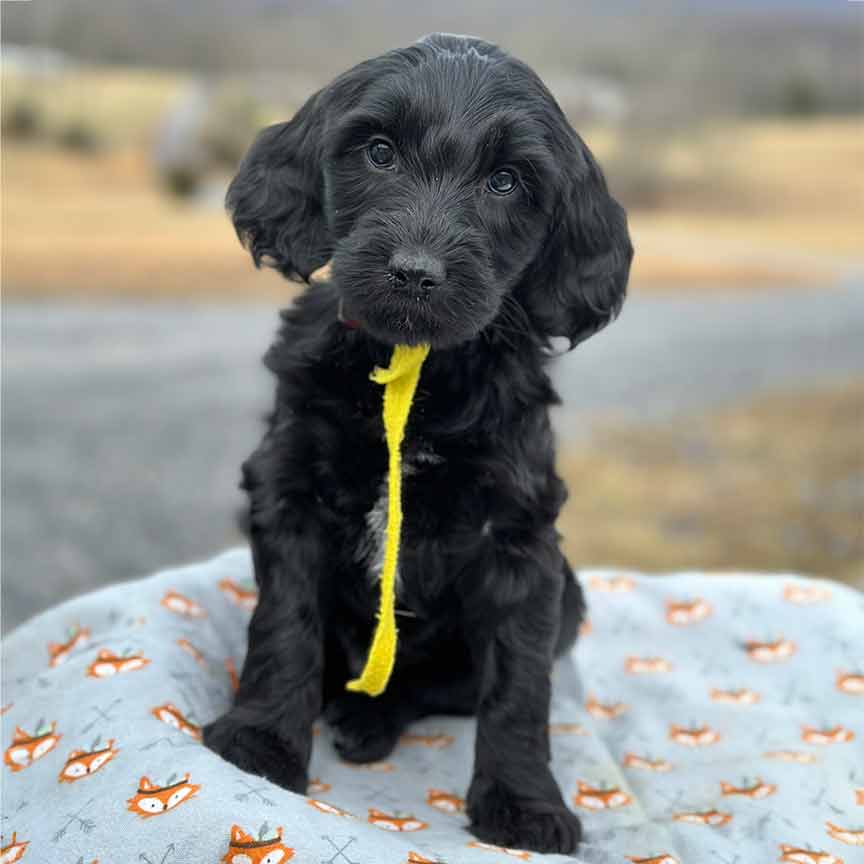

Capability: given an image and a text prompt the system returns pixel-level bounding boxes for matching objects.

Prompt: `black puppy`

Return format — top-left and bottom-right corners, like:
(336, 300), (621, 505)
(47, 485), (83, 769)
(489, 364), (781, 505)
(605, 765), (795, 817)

(204, 33), (631, 854)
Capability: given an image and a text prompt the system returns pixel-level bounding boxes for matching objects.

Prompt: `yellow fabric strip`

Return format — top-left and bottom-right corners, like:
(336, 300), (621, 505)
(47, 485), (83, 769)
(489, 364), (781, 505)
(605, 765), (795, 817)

(346, 343), (430, 696)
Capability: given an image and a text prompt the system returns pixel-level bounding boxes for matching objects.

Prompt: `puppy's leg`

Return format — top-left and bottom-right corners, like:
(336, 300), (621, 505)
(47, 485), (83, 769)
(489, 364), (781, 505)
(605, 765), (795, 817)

(467, 575), (582, 854)
(554, 559), (586, 657)
(325, 652), (478, 763)
(203, 521), (323, 793)
(324, 687), (421, 764)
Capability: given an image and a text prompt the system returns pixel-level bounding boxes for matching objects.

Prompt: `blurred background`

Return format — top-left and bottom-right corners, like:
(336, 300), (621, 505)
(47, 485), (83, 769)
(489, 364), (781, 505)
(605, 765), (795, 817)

(2, 0), (862, 631)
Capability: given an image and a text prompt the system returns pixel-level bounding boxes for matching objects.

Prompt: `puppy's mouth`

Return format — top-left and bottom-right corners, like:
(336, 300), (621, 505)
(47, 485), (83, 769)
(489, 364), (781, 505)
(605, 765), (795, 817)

(338, 291), (451, 347)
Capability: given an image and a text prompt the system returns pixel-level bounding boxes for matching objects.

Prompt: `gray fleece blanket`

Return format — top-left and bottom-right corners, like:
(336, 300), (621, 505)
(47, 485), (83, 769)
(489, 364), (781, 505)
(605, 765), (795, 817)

(2, 548), (863, 864)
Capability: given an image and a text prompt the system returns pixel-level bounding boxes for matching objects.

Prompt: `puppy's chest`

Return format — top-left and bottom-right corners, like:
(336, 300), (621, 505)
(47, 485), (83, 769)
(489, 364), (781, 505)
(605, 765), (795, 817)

(354, 443), (445, 589)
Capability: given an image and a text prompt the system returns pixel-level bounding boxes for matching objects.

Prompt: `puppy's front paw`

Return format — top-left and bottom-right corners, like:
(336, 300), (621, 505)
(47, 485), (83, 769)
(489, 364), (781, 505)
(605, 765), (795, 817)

(203, 710), (308, 793)
(467, 775), (582, 854)
(324, 692), (404, 764)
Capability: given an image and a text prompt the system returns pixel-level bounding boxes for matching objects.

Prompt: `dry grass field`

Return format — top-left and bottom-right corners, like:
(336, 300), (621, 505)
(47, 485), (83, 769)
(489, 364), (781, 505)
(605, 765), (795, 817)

(3, 67), (862, 298)
(2, 145), (288, 299)
(558, 381), (864, 587)
(2, 67), (188, 147)
(1, 67), (283, 298)
(622, 120), (864, 289)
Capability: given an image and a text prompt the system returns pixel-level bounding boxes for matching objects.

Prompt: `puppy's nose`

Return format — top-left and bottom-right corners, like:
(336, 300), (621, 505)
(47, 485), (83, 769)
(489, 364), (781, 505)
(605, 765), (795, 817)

(388, 250), (445, 291)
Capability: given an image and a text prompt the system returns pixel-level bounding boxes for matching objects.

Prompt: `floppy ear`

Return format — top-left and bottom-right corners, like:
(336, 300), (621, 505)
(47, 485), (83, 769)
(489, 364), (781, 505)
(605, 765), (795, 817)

(521, 138), (632, 348)
(226, 91), (331, 281)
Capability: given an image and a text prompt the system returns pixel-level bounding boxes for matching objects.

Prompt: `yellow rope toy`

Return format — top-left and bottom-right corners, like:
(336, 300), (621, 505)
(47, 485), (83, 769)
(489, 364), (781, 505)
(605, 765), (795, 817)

(346, 342), (430, 696)
(309, 262), (429, 697)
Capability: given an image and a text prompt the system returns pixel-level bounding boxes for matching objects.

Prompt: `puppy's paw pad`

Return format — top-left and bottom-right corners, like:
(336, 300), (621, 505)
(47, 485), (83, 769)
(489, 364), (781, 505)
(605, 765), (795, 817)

(468, 781), (582, 854)
(203, 713), (307, 793)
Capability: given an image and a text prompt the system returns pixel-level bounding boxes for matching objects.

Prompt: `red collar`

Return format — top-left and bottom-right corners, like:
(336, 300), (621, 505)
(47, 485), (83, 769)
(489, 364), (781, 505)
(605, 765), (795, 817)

(337, 298), (362, 330)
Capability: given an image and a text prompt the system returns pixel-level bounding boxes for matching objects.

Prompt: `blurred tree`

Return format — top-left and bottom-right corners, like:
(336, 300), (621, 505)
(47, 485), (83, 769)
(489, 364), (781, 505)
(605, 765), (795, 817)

(201, 86), (264, 170)
(56, 119), (102, 153)
(778, 73), (824, 116)
(1, 100), (44, 140)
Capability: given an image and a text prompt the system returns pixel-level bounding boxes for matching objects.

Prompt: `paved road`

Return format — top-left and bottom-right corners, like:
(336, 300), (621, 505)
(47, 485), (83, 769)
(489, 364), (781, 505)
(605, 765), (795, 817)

(3, 283), (862, 630)
(556, 280), (864, 426)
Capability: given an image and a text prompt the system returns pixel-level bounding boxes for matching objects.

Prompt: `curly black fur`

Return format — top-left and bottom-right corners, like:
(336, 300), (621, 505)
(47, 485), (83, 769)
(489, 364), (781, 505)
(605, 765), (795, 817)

(204, 33), (631, 854)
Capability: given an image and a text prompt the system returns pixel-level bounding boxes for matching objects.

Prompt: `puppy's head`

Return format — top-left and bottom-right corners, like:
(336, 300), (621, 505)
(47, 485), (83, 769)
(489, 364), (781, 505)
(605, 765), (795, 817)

(228, 34), (632, 349)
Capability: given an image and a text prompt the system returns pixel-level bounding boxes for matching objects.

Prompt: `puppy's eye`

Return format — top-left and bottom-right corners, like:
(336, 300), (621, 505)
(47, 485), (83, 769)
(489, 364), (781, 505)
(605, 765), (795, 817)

(368, 139), (396, 169)
(488, 169), (517, 195)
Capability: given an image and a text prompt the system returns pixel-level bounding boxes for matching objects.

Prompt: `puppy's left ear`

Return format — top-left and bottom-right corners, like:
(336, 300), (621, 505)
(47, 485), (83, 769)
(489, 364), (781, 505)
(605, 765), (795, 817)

(521, 137), (633, 347)
(226, 90), (331, 281)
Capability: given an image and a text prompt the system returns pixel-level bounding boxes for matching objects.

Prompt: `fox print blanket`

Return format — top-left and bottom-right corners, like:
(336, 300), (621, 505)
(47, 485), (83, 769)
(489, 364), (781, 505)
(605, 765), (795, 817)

(2, 548), (862, 863)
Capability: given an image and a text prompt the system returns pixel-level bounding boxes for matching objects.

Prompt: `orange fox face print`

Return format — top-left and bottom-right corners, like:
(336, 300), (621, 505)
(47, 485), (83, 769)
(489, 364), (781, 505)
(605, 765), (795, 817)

(745, 637), (796, 663)
(625, 657), (672, 674)
(623, 753), (673, 772)
(779, 847), (844, 864)
(0, 833), (29, 863)
(626, 856), (679, 864)
(825, 822), (864, 846)
(836, 672), (864, 695)
(672, 810), (732, 827)
(399, 732), (455, 749)
(710, 688), (760, 705)
(669, 724), (721, 747)
(48, 625), (90, 667)
(367, 809), (428, 832)
(719, 778), (776, 799)
(588, 575), (634, 593)
(467, 841), (531, 859)
(406, 854), (437, 864)
(549, 722), (588, 736)
(151, 703), (202, 740)
(86, 649), (150, 678)
(426, 789), (465, 814)
(222, 824), (294, 864)
(306, 799), (352, 817)
(665, 598), (711, 625)
(160, 590), (207, 618)
(586, 695), (628, 719)
(4, 721), (62, 772)
(225, 658), (240, 692)
(784, 583), (831, 605)
(127, 773), (200, 818)
(343, 760), (395, 773)
(177, 638), (206, 665)
(218, 578), (259, 611)
(801, 725), (855, 744)
(764, 750), (816, 764)
(58, 738), (119, 783)
(573, 781), (632, 810)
